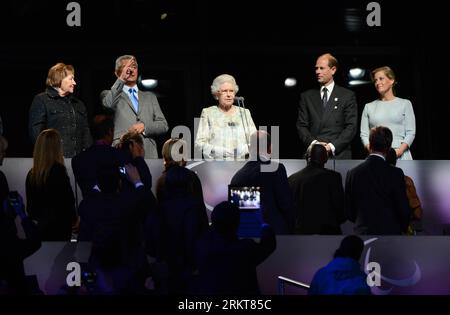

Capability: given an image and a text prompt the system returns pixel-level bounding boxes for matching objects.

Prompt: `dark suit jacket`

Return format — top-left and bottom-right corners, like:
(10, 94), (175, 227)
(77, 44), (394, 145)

(288, 164), (345, 234)
(345, 155), (411, 235)
(230, 160), (295, 234)
(71, 143), (124, 199)
(296, 84), (357, 159)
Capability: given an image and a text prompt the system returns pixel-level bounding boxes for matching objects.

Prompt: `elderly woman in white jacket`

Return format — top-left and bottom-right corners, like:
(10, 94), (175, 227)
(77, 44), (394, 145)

(195, 74), (257, 160)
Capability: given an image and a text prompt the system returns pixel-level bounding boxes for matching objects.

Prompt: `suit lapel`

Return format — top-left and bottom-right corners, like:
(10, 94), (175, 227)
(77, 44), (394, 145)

(137, 90), (143, 115)
(322, 85), (340, 123)
(312, 89), (324, 116)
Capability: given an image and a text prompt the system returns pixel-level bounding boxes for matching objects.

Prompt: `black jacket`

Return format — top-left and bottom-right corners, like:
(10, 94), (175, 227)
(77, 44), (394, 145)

(29, 87), (92, 157)
(296, 85), (358, 159)
(345, 155), (411, 234)
(288, 164), (345, 234)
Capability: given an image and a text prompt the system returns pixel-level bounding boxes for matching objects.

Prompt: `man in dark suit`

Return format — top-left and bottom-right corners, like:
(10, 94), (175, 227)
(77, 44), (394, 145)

(345, 126), (411, 235)
(288, 144), (345, 234)
(72, 115), (124, 199)
(230, 131), (295, 234)
(297, 53), (358, 159)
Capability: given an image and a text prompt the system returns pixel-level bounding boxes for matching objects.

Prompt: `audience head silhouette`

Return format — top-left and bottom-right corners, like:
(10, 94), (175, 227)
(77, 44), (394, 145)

(162, 138), (188, 169)
(91, 114), (114, 144)
(386, 147), (398, 166)
(306, 143), (328, 167)
(369, 126), (393, 156)
(211, 201), (240, 237)
(30, 129), (64, 186)
(119, 131), (144, 159)
(333, 235), (365, 261)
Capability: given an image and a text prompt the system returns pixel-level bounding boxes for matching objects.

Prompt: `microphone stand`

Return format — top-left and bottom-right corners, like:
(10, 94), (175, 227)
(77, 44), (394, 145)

(236, 97), (250, 155)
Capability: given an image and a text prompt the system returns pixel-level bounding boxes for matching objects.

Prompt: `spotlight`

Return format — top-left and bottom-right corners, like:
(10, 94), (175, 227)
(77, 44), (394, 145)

(349, 68), (365, 79)
(141, 79), (158, 89)
(284, 77), (297, 88)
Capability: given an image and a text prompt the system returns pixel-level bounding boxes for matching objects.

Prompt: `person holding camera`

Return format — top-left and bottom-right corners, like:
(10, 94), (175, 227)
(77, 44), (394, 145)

(117, 131), (153, 189)
(77, 163), (151, 293)
(1, 191), (42, 294)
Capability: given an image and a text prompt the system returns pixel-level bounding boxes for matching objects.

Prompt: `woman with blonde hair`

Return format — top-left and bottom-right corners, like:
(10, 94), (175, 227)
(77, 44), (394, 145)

(26, 129), (77, 241)
(360, 66), (416, 160)
(156, 138), (203, 204)
(29, 62), (91, 157)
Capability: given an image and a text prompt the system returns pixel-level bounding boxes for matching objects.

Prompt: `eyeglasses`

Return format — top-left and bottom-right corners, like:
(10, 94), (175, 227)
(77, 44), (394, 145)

(219, 89), (235, 95)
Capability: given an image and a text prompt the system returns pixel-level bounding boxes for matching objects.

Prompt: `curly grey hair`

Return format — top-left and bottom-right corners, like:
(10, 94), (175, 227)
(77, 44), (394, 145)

(210, 74), (239, 100)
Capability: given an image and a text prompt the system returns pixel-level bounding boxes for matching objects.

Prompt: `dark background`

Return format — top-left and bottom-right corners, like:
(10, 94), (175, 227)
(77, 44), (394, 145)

(0, 0), (445, 159)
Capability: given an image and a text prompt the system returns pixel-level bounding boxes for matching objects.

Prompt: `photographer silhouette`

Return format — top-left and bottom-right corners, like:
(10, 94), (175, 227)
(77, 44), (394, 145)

(1, 191), (42, 294)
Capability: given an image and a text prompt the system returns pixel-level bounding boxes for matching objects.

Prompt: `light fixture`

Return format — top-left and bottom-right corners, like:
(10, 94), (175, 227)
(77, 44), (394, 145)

(284, 77), (297, 88)
(349, 68), (365, 79)
(141, 79), (158, 89)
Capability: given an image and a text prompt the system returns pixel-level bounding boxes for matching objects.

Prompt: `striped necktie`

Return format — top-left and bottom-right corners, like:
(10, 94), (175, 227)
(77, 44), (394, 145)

(128, 88), (139, 112)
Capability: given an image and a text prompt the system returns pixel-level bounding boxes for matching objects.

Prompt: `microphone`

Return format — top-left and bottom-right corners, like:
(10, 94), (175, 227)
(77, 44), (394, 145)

(234, 96), (245, 102)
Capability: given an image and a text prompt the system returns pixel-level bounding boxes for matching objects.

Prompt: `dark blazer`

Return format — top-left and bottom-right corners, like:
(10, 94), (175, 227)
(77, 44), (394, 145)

(29, 87), (92, 158)
(288, 164), (345, 234)
(345, 155), (411, 235)
(230, 160), (295, 234)
(296, 84), (357, 159)
(71, 142), (124, 199)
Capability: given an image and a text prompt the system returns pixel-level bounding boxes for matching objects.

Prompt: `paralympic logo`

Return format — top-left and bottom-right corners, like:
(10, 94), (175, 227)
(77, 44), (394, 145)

(364, 238), (421, 295)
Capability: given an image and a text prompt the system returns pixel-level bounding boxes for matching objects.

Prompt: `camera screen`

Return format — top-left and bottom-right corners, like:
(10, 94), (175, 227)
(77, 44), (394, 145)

(228, 186), (261, 210)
